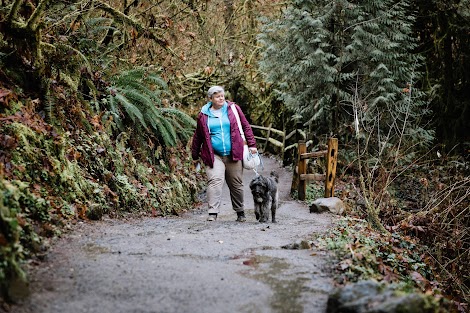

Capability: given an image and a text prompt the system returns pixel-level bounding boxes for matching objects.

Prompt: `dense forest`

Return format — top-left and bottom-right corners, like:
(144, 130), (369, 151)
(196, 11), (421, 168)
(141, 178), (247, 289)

(0, 0), (468, 311)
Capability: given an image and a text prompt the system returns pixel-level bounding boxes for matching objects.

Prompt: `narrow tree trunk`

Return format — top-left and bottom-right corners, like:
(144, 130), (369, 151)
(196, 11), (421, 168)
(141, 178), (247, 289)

(223, 0), (236, 68)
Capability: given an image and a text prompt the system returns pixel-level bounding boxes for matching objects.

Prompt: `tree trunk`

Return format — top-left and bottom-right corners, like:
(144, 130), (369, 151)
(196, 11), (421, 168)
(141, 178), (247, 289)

(223, 0), (236, 68)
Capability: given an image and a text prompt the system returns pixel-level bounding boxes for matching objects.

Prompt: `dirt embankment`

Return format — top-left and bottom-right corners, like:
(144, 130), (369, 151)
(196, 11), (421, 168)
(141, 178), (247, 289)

(7, 156), (336, 313)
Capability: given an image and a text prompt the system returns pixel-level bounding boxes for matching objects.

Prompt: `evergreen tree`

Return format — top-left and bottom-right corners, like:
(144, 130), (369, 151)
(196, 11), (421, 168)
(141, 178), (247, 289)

(258, 0), (436, 230)
(258, 0), (434, 153)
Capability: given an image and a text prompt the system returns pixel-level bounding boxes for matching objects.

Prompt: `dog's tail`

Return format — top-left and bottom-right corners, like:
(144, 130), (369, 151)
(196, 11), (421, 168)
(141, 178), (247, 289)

(270, 171), (279, 183)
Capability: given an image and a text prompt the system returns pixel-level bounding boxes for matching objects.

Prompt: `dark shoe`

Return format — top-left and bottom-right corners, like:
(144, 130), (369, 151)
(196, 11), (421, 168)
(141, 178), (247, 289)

(207, 213), (217, 221)
(236, 211), (246, 222)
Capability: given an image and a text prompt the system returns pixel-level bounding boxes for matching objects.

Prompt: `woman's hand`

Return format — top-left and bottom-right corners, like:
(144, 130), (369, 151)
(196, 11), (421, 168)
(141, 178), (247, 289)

(249, 147), (258, 154)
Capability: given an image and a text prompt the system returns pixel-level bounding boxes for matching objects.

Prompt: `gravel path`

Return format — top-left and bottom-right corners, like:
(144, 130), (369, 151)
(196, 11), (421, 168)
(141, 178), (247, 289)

(8, 156), (336, 313)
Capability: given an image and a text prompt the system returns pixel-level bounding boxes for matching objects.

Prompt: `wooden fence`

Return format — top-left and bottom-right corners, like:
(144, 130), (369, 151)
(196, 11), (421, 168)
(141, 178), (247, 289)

(293, 138), (338, 200)
(250, 124), (338, 200)
(250, 124), (305, 163)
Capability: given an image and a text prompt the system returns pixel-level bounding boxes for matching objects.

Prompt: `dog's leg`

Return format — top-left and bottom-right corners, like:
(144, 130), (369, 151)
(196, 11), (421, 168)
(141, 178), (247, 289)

(271, 204), (276, 223)
(254, 204), (260, 221)
(260, 198), (272, 223)
(271, 190), (279, 223)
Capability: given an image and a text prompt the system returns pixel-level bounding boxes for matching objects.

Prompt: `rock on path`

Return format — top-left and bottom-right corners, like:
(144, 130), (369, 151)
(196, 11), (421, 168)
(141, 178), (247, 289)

(9, 156), (335, 313)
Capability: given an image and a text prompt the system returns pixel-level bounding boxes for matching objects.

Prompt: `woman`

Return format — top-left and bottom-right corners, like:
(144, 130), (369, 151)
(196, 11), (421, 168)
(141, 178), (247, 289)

(191, 86), (257, 222)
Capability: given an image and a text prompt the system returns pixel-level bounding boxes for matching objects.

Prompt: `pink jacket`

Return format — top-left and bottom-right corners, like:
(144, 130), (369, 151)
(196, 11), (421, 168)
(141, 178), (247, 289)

(191, 102), (256, 168)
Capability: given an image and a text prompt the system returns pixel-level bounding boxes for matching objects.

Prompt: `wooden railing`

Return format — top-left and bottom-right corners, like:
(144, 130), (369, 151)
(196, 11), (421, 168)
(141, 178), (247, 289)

(292, 138), (338, 200)
(250, 124), (338, 199)
(250, 124), (305, 162)
(251, 124), (284, 151)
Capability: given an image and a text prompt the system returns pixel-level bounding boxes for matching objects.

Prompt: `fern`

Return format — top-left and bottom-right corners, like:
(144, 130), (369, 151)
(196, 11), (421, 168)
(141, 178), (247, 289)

(103, 67), (195, 147)
(154, 114), (178, 147)
(113, 93), (147, 128)
(161, 107), (197, 141)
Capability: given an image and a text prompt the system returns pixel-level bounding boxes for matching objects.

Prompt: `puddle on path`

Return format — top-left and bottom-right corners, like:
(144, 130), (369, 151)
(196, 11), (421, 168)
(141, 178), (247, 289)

(242, 255), (308, 313)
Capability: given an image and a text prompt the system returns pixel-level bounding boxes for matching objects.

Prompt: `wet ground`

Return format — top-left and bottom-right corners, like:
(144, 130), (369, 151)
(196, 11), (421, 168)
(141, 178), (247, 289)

(8, 156), (336, 313)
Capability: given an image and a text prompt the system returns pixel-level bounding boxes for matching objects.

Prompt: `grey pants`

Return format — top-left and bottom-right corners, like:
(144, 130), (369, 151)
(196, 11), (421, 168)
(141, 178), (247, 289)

(205, 155), (244, 214)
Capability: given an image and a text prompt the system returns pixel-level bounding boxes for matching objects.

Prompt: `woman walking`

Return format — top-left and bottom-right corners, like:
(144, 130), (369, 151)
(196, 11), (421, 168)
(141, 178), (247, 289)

(191, 86), (257, 221)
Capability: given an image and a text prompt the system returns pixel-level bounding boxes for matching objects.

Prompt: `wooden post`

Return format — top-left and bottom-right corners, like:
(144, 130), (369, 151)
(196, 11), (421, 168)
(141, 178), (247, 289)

(281, 123), (286, 166)
(293, 121), (302, 173)
(324, 138), (338, 198)
(290, 140), (302, 196)
(298, 140), (307, 200)
(264, 123), (272, 152)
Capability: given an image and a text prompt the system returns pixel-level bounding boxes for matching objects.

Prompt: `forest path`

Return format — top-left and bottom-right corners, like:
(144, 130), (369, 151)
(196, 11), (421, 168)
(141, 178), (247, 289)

(9, 156), (336, 313)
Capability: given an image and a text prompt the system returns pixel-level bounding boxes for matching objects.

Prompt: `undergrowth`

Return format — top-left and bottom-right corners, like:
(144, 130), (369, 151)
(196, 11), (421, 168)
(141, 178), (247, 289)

(0, 93), (201, 301)
(314, 217), (455, 311)
(317, 217), (435, 288)
(304, 153), (469, 312)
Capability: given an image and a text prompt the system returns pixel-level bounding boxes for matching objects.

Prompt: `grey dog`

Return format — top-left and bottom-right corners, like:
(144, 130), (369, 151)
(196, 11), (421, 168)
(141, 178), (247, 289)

(249, 171), (279, 223)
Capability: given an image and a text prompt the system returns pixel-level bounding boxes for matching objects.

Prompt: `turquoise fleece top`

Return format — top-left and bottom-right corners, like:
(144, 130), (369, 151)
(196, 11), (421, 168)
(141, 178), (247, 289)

(201, 101), (232, 156)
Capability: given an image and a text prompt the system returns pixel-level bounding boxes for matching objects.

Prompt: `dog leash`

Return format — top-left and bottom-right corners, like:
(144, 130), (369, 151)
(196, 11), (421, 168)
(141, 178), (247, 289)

(252, 153), (264, 176)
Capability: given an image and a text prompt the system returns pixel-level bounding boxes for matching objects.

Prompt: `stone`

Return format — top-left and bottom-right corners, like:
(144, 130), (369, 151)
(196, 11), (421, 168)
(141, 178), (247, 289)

(310, 197), (345, 215)
(327, 280), (442, 313)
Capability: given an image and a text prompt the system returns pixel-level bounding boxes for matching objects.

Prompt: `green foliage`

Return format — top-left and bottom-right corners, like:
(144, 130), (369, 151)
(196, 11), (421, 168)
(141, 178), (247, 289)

(305, 181), (325, 204)
(258, 0), (437, 233)
(258, 0), (435, 151)
(104, 68), (196, 147)
(0, 178), (47, 299)
(0, 96), (202, 299)
(6, 121), (107, 212)
(316, 217), (437, 292)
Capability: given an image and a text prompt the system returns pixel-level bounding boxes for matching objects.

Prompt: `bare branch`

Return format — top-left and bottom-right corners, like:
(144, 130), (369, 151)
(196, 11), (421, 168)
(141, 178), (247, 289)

(26, 0), (53, 30)
(94, 0), (169, 49)
(6, 0), (23, 23)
